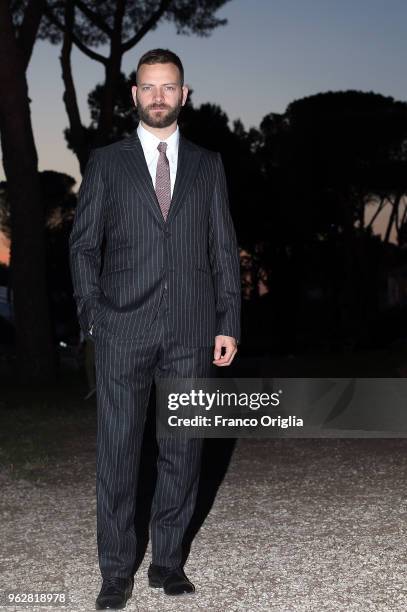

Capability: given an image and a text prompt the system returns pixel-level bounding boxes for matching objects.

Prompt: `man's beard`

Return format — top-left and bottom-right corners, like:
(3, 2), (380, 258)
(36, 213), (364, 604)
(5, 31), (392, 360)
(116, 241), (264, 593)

(137, 95), (183, 128)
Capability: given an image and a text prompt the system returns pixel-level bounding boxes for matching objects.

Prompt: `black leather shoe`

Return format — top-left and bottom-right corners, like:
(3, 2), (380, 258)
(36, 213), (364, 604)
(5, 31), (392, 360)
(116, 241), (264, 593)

(95, 576), (133, 610)
(148, 563), (195, 596)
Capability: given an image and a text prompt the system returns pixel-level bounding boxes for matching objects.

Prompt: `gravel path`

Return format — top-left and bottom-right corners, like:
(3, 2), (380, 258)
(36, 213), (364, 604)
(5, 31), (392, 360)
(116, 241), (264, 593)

(1, 438), (407, 612)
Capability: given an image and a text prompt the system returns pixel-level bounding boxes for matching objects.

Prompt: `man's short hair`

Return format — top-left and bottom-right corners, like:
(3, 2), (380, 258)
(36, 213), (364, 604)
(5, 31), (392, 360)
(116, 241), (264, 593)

(136, 48), (184, 86)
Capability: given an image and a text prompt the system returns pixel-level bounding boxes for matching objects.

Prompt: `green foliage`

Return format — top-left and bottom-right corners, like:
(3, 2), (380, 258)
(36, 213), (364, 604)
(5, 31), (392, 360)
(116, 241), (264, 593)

(256, 90), (407, 242)
(38, 0), (230, 48)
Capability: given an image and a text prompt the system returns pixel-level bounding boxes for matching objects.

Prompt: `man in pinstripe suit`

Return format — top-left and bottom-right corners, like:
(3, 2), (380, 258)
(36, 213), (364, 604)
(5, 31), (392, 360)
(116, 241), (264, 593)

(69, 48), (241, 609)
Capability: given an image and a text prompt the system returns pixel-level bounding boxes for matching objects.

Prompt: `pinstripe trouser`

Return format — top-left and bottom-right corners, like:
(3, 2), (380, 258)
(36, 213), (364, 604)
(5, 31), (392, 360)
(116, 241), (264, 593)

(93, 286), (215, 578)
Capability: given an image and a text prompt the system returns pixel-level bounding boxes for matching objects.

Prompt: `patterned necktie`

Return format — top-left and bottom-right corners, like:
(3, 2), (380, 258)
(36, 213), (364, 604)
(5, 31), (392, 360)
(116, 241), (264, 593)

(155, 141), (171, 221)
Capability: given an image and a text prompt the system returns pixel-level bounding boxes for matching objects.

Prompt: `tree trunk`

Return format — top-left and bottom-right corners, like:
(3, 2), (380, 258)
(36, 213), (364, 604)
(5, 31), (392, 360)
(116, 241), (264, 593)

(60, 0), (89, 173)
(97, 53), (122, 144)
(96, 0), (125, 145)
(340, 196), (359, 347)
(0, 1), (56, 384)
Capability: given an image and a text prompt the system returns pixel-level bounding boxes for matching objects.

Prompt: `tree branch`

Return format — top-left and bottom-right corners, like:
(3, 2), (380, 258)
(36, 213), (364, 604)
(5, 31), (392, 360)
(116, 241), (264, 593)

(113, 0), (126, 44)
(400, 198), (407, 228)
(44, 5), (108, 65)
(121, 0), (172, 53)
(384, 193), (401, 244)
(366, 196), (387, 230)
(396, 198), (401, 233)
(75, 0), (112, 36)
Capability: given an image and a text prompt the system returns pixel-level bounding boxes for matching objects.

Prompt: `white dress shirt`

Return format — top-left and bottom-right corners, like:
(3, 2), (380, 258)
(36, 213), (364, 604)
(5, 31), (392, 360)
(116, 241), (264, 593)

(137, 121), (179, 197)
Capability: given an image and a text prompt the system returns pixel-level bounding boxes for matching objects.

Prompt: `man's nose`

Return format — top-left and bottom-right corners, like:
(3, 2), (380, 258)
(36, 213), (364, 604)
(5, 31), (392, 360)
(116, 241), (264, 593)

(153, 88), (164, 101)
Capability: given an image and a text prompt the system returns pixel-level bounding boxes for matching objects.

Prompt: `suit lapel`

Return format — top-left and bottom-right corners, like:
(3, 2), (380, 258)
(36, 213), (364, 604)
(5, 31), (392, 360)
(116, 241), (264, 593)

(119, 131), (164, 226)
(166, 135), (201, 224)
(118, 130), (201, 225)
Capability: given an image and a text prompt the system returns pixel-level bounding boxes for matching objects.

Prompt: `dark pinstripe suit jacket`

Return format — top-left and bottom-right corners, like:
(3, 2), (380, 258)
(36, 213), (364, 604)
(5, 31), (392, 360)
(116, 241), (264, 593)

(69, 130), (241, 347)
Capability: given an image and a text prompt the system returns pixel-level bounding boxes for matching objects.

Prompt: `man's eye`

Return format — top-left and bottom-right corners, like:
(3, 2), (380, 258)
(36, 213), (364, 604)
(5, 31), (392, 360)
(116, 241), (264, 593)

(142, 86), (151, 91)
(165, 86), (175, 91)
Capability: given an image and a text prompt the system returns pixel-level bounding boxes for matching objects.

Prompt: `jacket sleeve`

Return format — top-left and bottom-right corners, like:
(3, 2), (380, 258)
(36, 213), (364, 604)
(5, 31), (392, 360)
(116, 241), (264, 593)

(69, 149), (105, 337)
(208, 153), (241, 343)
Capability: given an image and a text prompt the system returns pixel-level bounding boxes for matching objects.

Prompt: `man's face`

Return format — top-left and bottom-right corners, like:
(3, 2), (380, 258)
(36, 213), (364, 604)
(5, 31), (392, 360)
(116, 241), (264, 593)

(132, 62), (188, 129)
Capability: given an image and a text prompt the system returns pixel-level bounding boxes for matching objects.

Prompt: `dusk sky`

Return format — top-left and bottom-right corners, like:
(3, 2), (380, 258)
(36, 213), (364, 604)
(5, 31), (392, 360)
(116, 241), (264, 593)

(1, 0), (407, 263)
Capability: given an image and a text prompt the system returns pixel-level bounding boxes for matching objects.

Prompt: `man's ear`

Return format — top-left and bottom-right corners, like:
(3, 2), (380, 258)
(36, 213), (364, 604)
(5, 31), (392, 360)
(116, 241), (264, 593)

(181, 86), (189, 106)
(131, 85), (138, 107)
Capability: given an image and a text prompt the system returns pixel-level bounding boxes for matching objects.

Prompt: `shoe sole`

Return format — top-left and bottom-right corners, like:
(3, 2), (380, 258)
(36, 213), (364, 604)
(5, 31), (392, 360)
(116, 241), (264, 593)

(95, 604), (128, 610)
(148, 578), (195, 595)
(95, 601), (130, 610)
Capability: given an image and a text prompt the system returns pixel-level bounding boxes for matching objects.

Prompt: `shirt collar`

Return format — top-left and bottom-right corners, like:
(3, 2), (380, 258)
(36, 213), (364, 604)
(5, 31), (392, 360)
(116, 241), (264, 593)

(137, 121), (179, 158)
